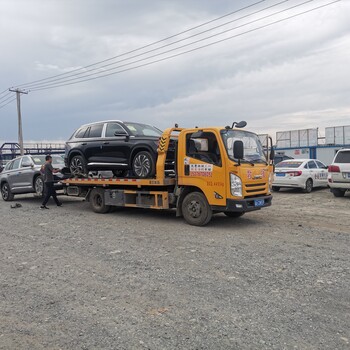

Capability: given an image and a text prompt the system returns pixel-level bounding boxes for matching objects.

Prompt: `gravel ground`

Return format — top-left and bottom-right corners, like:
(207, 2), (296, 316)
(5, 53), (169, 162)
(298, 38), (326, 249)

(0, 188), (349, 350)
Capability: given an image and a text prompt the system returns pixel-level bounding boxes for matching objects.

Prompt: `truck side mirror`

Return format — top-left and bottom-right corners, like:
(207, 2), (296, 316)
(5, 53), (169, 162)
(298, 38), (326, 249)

(270, 148), (275, 160)
(233, 140), (244, 159)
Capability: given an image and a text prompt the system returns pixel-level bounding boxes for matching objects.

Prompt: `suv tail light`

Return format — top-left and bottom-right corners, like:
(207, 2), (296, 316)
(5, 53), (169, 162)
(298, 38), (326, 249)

(328, 165), (340, 172)
(287, 171), (302, 176)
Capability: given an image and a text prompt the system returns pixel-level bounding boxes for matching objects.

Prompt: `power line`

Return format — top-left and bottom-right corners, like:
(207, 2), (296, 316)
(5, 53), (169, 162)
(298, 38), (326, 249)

(14, 0), (267, 88)
(0, 89), (10, 97)
(21, 0), (292, 90)
(30, 0), (338, 91)
(27, 0), (313, 90)
(0, 97), (16, 110)
(0, 92), (12, 103)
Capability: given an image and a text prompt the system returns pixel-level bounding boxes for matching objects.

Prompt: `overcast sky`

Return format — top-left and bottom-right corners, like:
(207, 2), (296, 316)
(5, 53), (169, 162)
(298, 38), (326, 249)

(0, 0), (349, 143)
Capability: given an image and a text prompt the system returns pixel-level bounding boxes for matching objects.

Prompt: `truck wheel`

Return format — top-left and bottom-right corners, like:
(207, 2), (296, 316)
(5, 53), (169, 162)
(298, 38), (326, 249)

(332, 189), (346, 197)
(182, 192), (212, 226)
(132, 151), (155, 178)
(272, 186), (280, 192)
(303, 179), (313, 193)
(70, 155), (88, 177)
(224, 211), (245, 218)
(1, 182), (14, 201)
(90, 188), (111, 214)
(34, 176), (45, 197)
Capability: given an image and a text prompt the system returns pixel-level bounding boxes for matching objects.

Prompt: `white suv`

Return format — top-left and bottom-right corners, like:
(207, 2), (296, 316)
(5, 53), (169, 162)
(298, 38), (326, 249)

(328, 149), (350, 197)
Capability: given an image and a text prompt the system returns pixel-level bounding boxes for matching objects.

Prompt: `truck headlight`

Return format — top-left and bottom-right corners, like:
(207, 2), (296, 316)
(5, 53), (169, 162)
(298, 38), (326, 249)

(230, 173), (242, 197)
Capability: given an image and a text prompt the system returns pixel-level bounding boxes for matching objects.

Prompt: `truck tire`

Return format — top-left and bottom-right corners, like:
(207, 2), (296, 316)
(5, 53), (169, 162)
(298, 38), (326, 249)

(34, 175), (45, 198)
(272, 186), (280, 192)
(182, 191), (212, 226)
(1, 182), (14, 201)
(332, 189), (346, 197)
(303, 179), (313, 193)
(132, 151), (155, 178)
(224, 211), (245, 218)
(70, 155), (88, 177)
(90, 188), (111, 214)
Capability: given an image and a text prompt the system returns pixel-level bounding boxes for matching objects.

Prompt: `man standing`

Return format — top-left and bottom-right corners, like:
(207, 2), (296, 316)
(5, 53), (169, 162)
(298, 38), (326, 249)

(40, 155), (62, 209)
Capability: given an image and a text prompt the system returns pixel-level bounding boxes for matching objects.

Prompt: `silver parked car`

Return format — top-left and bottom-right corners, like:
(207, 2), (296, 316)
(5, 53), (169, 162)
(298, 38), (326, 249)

(0, 155), (68, 201)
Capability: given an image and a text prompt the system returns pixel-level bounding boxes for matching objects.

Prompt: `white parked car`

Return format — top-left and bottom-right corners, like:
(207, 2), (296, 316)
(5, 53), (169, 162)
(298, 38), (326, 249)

(328, 148), (350, 197)
(272, 159), (328, 193)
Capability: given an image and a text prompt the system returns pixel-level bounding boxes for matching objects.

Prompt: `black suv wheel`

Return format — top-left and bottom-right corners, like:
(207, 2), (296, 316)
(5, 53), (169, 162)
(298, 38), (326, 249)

(132, 151), (155, 178)
(70, 155), (88, 177)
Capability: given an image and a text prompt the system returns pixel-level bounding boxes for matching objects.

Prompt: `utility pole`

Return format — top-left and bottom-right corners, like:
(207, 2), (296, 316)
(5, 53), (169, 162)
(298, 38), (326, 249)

(9, 88), (28, 156)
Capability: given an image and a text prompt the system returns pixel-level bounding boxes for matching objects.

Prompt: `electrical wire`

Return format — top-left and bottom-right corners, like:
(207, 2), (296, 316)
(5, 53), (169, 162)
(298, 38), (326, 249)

(0, 92), (12, 103)
(14, 0), (267, 88)
(29, 0), (339, 91)
(0, 97), (16, 110)
(20, 0), (292, 89)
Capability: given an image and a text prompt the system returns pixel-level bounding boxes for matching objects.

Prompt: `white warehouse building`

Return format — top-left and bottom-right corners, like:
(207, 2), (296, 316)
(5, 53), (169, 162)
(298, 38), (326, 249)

(274, 125), (350, 165)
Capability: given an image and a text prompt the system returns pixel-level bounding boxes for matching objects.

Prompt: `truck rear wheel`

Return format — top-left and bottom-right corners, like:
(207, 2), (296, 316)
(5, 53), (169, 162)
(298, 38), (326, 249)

(182, 191), (212, 226)
(90, 188), (111, 213)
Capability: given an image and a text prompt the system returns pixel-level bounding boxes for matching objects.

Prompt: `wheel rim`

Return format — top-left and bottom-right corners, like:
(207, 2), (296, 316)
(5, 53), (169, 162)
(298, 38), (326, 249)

(306, 180), (312, 192)
(1, 184), (9, 200)
(35, 178), (44, 194)
(93, 194), (103, 208)
(187, 200), (202, 218)
(70, 157), (84, 175)
(134, 154), (150, 177)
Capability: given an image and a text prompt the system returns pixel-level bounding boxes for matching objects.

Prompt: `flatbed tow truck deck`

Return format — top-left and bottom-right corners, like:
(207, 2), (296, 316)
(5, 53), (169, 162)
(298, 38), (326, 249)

(62, 124), (274, 226)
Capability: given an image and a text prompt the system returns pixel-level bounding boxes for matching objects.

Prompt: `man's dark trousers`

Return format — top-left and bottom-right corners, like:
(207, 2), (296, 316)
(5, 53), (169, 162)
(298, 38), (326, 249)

(42, 182), (60, 206)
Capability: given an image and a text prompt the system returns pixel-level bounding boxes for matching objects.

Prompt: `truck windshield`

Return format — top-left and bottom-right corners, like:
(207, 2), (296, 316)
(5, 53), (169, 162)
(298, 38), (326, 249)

(221, 129), (267, 164)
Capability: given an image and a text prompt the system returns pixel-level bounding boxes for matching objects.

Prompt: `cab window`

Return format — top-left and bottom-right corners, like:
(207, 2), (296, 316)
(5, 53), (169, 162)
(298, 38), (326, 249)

(105, 123), (127, 137)
(186, 131), (221, 166)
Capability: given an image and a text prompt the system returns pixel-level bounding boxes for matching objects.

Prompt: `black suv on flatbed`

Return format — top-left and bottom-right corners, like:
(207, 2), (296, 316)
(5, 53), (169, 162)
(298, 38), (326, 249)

(65, 120), (175, 178)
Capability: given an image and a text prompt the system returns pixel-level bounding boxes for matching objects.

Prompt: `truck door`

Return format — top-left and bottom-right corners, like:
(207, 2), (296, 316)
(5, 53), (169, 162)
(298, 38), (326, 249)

(181, 130), (226, 206)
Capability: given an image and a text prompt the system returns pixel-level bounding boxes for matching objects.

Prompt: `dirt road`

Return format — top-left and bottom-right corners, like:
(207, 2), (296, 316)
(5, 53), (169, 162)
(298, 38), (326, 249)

(0, 188), (349, 349)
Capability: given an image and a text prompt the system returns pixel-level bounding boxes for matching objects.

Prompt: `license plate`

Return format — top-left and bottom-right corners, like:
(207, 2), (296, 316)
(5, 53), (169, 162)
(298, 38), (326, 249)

(275, 173), (285, 177)
(254, 199), (265, 207)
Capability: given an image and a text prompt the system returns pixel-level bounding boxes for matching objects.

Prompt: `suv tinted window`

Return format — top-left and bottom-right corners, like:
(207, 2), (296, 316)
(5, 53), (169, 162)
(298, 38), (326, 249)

(87, 124), (103, 138)
(106, 123), (127, 137)
(124, 122), (162, 137)
(75, 127), (88, 138)
(335, 151), (350, 163)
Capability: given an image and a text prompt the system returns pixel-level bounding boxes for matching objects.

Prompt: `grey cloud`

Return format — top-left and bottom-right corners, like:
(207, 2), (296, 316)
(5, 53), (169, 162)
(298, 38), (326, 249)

(0, 0), (349, 142)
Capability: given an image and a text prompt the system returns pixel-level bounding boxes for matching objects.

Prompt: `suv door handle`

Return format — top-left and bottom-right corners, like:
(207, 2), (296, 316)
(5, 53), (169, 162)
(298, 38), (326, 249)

(103, 141), (109, 145)
(81, 143), (87, 146)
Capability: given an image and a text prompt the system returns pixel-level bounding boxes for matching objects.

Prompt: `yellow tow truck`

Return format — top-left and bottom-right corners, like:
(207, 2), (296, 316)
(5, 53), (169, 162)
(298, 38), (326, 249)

(62, 121), (274, 226)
